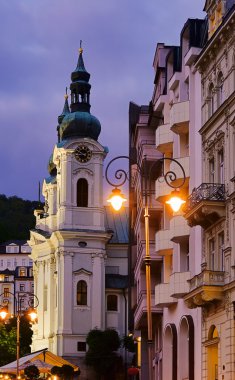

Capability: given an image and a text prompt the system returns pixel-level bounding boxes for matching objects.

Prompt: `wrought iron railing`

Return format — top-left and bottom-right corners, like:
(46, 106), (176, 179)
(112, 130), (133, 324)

(185, 183), (225, 211)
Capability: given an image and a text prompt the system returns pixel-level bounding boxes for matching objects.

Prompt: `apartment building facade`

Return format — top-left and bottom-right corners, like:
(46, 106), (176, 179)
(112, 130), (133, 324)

(129, 19), (207, 380)
(0, 240), (34, 315)
(185, 1), (235, 379)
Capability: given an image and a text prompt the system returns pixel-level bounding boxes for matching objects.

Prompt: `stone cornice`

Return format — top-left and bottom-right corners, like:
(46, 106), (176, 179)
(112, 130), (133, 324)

(196, 7), (235, 71)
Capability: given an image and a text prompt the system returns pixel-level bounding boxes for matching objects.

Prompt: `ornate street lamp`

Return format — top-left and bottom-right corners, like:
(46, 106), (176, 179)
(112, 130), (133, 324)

(105, 155), (186, 380)
(0, 291), (39, 378)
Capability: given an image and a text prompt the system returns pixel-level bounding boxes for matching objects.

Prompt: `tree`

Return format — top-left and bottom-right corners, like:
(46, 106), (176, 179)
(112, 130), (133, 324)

(86, 328), (121, 380)
(24, 364), (40, 379)
(5, 315), (33, 357)
(0, 323), (17, 366)
(0, 194), (43, 243)
(0, 315), (33, 366)
(61, 364), (74, 379)
(51, 366), (63, 378)
(51, 365), (75, 379)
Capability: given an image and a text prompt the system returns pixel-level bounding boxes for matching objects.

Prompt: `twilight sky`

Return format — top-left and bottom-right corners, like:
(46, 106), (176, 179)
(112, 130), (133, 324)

(0, 0), (205, 201)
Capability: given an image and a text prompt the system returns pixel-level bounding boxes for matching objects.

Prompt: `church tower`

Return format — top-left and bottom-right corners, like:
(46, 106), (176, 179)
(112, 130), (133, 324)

(29, 48), (128, 372)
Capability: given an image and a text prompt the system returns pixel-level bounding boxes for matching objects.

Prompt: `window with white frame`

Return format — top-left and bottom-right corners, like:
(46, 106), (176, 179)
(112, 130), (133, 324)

(6, 245), (19, 253)
(209, 158), (215, 183)
(209, 238), (215, 270)
(218, 232), (225, 271)
(218, 149), (224, 184)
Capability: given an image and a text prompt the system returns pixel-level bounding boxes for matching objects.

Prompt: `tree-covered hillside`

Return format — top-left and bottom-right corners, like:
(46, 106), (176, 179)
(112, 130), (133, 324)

(0, 194), (43, 243)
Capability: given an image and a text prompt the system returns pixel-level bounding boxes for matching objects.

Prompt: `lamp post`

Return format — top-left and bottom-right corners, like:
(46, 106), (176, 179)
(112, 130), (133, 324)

(105, 155), (186, 380)
(0, 291), (39, 378)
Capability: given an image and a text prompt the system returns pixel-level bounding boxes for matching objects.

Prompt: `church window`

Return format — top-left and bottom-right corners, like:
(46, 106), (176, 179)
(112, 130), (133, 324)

(107, 294), (118, 311)
(77, 280), (87, 305)
(77, 178), (88, 207)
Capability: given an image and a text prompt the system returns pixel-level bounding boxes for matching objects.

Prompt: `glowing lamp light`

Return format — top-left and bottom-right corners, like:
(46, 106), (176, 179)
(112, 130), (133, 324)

(166, 191), (186, 212)
(28, 308), (37, 322)
(107, 188), (127, 211)
(0, 307), (8, 320)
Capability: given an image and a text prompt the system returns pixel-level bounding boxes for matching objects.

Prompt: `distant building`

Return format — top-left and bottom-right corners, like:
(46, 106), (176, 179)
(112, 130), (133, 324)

(29, 48), (129, 378)
(0, 240), (34, 314)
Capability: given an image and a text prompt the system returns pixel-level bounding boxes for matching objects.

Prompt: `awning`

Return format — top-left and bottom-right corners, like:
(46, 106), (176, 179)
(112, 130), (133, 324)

(0, 349), (80, 374)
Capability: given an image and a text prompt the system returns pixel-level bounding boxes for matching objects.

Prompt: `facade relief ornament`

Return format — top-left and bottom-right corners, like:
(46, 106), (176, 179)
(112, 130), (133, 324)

(72, 167), (94, 178)
(91, 251), (107, 264)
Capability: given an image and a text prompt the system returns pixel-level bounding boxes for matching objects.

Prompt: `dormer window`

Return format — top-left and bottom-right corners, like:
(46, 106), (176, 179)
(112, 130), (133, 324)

(19, 267), (26, 277)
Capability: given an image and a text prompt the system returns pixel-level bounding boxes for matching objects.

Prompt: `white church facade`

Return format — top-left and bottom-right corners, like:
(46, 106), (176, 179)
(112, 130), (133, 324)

(28, 47), (129, 372)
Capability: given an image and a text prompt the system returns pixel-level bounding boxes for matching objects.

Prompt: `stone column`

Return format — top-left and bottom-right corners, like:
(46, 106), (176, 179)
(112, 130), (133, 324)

(91, 251), (106, 329)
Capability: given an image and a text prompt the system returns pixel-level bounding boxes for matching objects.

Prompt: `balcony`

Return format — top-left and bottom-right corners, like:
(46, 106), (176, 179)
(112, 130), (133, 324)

(137, 140), (162, 166)
(169, 156), (189, 188)
(184, 183), (226, 229)
(170, 101), (189, 135)
(184, 270), (225, 308)
(134, 290), (162, 329)
(155, 229), (173, 255)
(170, 215), (190, 243)
(170, 271), (190, 298)
(155, 283), (177, 307)
(156, 124), (173, 153)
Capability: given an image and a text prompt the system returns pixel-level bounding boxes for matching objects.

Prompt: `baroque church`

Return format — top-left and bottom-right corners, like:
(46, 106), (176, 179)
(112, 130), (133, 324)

(28, 47), (129, 374)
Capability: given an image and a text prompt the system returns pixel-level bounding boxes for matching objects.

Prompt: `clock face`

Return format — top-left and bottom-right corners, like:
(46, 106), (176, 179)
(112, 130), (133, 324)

(74, 145), (92, 163)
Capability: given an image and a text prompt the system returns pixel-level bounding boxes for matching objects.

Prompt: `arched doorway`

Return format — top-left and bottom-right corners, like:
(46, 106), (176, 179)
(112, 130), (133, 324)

(179, 315), (194, 380)
(207, 325), (219, 380)
(163, 324), (177, 380)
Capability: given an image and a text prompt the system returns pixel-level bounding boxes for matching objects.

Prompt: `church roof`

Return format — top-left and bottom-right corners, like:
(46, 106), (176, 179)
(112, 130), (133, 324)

(104, 206), (129, 244)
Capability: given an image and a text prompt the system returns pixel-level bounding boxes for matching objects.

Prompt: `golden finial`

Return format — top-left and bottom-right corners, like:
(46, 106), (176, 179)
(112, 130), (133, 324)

(79, 40), (83, 54)
(64, 87), (68, 99)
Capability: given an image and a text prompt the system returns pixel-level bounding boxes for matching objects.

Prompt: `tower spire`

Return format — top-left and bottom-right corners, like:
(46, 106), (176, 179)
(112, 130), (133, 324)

(58, 87), (70, 125)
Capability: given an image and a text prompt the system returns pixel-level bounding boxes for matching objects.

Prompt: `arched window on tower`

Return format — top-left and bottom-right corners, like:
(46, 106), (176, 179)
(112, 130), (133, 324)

(77, 178), (88, 207)
(77, 280), (87, 305)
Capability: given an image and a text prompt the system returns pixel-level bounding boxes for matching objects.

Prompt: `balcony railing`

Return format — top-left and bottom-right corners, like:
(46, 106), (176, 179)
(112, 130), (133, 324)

(189, 270), (225, 291)
(184, 269), (225, 308)
(185, 183), (225, 211)
(184, 183), (226, 228)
